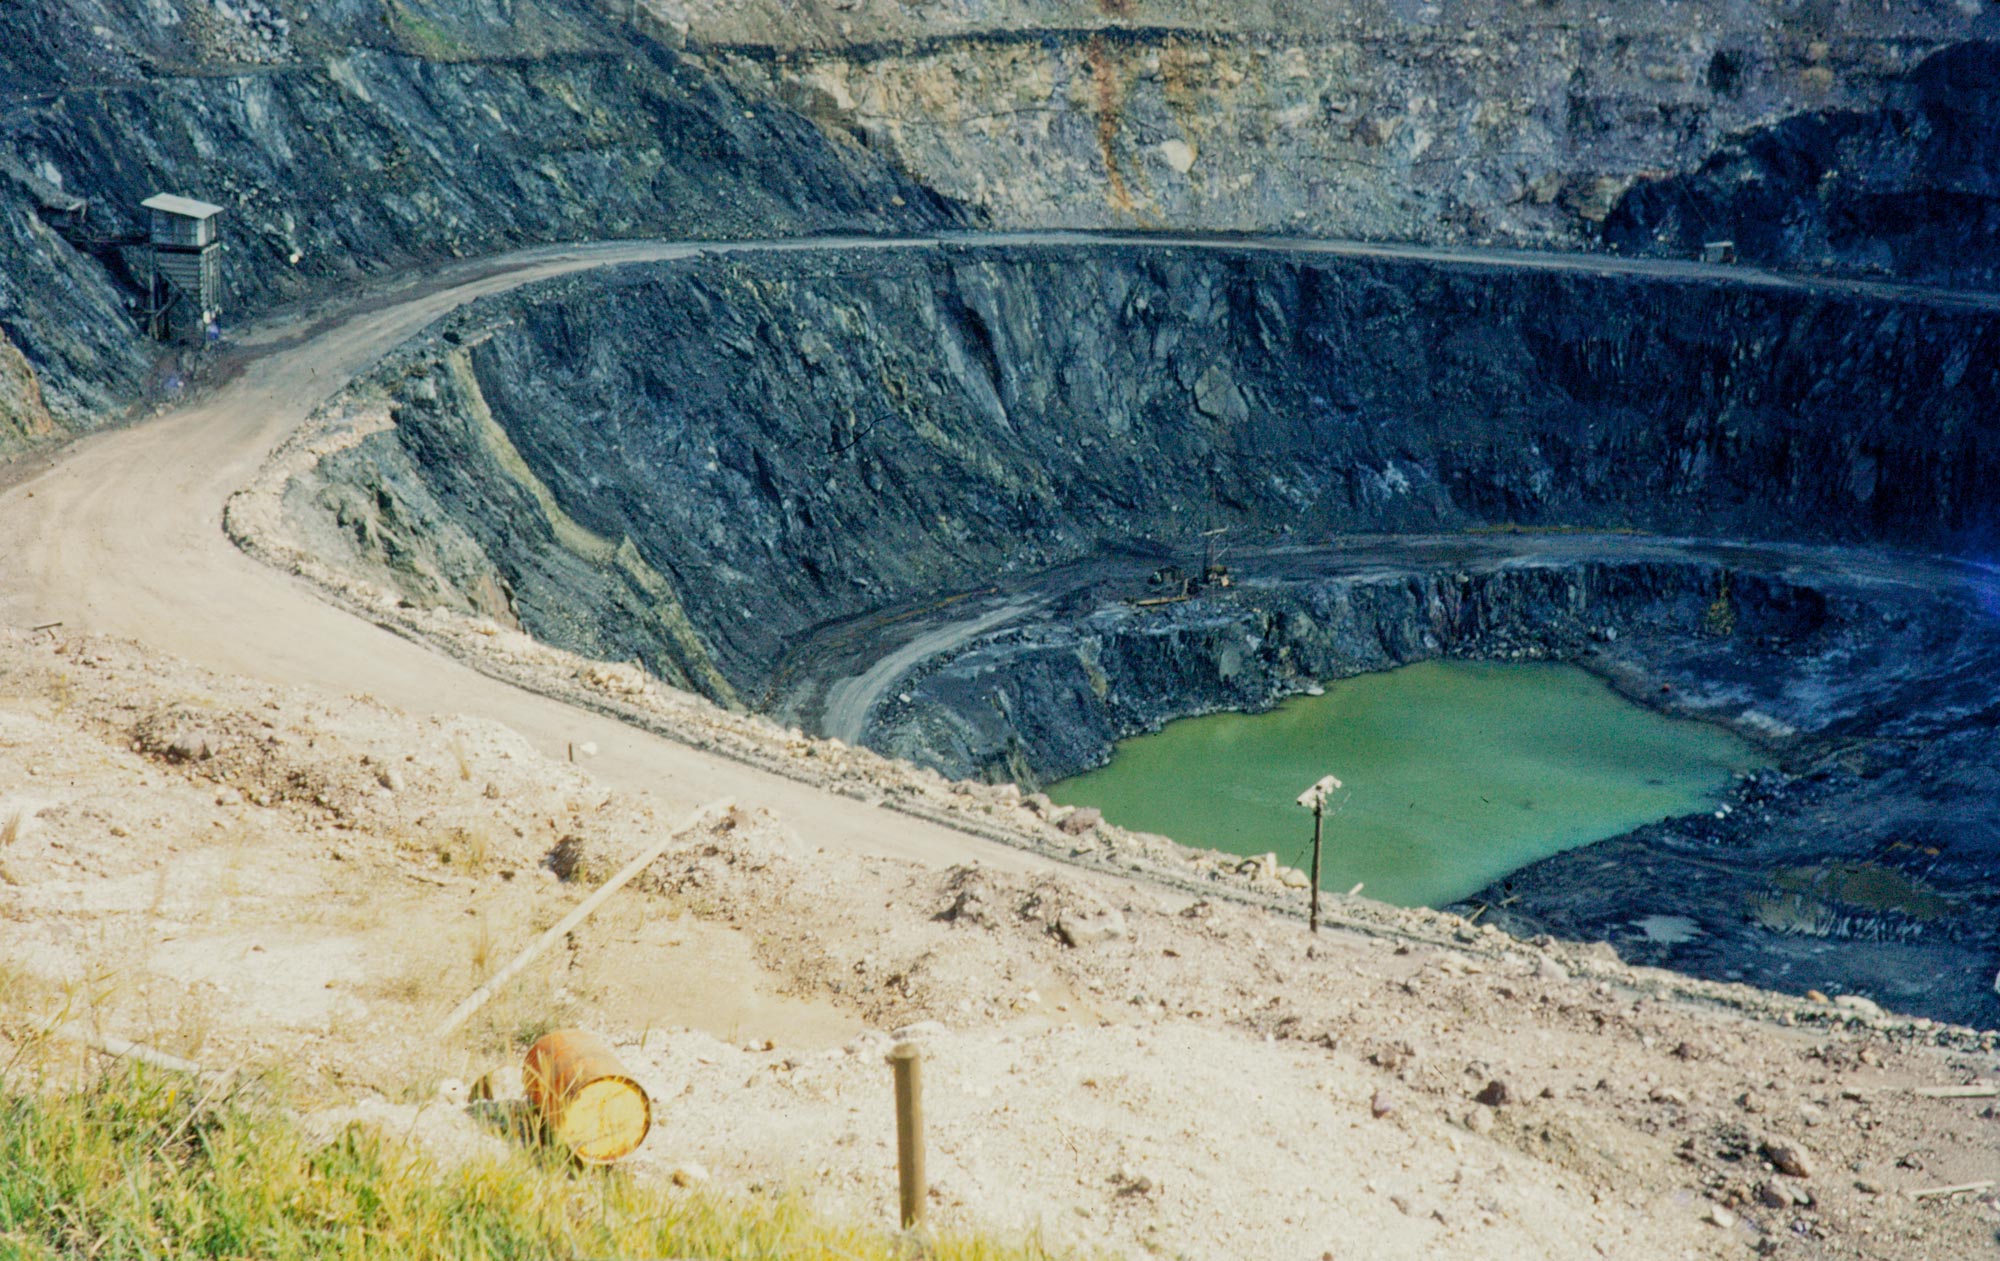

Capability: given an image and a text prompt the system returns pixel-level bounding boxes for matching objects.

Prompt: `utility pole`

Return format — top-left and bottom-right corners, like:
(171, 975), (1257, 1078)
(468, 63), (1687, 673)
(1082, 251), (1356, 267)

(1295, 774), (1342, 934)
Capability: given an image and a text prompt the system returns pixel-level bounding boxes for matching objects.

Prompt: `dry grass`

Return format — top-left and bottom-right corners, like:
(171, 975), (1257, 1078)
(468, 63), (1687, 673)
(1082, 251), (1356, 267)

(0, 961), (58, 1046)
(363, 907), (575, 1058)
(0, 810), (21, 886)
(441, 823), (498, 875)
(161, 989), (216, 1062)
(469, 911), (497, 977)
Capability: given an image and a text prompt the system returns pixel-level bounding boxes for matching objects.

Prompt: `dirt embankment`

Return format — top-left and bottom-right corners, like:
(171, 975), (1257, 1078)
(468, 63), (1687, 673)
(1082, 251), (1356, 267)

(2, 624), (1997, 1261)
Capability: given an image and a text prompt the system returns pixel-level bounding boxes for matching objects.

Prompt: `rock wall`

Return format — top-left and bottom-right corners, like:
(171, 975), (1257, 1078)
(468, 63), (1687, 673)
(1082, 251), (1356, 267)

(1607, 42), (2000, 289)
(10, 1), (1994, 455)
(689, 2), (1997, 278)
(874, 560), (1768, 783)
(0, 0), (958, 454)
(293, 245), (2000, 714)
(281, 237), (2000, 1025)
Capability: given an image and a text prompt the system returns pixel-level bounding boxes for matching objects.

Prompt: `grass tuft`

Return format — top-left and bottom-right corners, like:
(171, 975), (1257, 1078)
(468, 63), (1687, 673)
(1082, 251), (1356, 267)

(0, 1065), (1083, 1261)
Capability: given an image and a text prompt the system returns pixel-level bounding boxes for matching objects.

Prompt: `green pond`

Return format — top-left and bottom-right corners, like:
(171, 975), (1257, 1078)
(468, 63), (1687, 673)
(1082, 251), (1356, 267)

(1048, 660), (1768, 908)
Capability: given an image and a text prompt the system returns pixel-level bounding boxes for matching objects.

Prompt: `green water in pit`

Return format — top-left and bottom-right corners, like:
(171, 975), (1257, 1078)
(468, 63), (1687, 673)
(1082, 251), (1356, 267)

(1048, 660), (1768, 908)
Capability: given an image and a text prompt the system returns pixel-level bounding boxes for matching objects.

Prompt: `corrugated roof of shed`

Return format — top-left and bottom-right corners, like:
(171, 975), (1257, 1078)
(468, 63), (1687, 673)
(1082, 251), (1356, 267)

(141, 193), (224, 219)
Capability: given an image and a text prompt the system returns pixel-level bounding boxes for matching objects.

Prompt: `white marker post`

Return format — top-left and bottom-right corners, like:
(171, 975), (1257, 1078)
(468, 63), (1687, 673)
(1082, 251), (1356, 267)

(1296, 774), (1343, 933)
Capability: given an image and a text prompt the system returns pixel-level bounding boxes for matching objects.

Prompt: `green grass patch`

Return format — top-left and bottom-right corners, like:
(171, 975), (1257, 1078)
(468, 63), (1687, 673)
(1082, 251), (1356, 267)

(382, 1), (468, 61)
(0, 1065), (1081, 1260)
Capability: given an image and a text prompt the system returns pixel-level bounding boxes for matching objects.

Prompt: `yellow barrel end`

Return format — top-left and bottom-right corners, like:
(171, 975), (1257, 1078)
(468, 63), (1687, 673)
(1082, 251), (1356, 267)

(523, 1029), (652, 1164)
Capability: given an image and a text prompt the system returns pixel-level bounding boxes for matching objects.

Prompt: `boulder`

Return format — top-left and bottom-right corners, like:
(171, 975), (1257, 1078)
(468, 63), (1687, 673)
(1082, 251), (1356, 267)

(1156, 139), (1196, 173)
(165, 730), (218, 762)
(1056, 907), (1127, 947)
(1762, 1138), (1815, 1179)
(471, 1066), (526, 1102)
(1238, 852), (1281, 884)
(1057, 806), (1102, 835)
(544, 834), (604, 883)
(935, 866), (997, 928)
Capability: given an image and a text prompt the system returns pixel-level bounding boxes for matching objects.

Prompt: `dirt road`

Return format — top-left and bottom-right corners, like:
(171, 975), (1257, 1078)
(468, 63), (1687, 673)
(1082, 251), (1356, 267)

(0, 237), (1061, 874)
(819, 594), (1046, 744)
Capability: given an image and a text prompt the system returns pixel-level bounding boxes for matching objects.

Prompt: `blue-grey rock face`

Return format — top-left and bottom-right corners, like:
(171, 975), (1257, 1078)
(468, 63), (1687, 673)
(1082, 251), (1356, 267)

(0, 0), (959, 449)
(1607, 43), (2000, 289)
(301, 246), (2000, 704)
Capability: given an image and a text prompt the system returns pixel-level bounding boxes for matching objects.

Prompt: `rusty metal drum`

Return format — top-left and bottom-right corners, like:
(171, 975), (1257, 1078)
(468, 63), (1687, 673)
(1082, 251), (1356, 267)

(523, 1029), (651, 1163)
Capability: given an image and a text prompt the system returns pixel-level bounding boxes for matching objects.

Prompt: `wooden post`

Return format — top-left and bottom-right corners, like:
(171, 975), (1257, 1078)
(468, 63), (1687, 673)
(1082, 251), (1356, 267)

(889, 1042), (927, 1231)
(1309, 799), (1323, 934)
(1296, 774), (1340, 935)
(1911, 1180), (1996, 1200)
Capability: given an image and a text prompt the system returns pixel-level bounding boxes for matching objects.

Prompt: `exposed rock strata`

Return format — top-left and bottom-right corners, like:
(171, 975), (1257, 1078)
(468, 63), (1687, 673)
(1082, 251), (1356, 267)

(692, 3), (1999, 282)
(1608, 42), (2000, 289)
(293, 245), (2000, 707)
(866, 558), (1808, 785)
(0, 0), (956, 454)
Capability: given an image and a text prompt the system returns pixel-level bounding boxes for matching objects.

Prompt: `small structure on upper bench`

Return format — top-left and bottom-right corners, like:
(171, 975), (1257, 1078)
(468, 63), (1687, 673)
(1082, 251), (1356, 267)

(140, 193), (223, 341)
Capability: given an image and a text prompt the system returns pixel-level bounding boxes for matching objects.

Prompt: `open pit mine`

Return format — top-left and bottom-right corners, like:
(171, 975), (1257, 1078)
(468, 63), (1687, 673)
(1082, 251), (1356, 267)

(2, 3), (1997, 1259)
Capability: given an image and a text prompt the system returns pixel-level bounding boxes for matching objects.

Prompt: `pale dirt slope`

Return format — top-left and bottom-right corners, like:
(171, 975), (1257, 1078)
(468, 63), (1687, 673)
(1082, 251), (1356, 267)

(2, 626), (1996, 1261)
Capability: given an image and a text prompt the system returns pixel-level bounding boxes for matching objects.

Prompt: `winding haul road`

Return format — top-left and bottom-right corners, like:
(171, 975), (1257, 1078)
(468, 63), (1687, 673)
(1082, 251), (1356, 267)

(2, 230), (1994, 868)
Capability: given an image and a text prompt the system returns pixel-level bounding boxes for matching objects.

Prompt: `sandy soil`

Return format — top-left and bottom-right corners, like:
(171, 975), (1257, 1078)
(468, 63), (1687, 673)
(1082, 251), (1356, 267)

(2, 627), (1997, 1260)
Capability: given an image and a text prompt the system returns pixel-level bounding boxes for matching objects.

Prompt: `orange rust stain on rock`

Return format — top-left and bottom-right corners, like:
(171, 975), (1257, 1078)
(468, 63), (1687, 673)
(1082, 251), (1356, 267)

(1159, 36), (1201, 130)
(1086, 35), (1136, 216)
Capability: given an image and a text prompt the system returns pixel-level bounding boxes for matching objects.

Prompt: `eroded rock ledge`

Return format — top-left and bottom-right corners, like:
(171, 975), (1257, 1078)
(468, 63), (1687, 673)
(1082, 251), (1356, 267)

(287, 245), (1998, 707)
